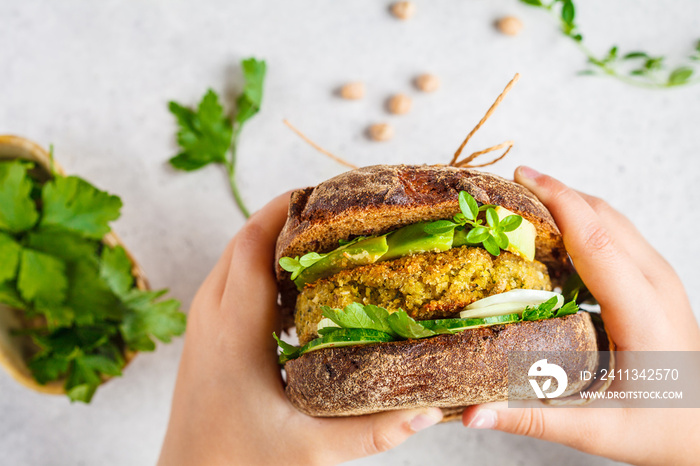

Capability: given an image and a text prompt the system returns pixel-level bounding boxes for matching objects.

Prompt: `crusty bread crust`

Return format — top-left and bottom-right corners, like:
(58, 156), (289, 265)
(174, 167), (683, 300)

(284, 312), (598, 417)
(275, 164), (569, 328)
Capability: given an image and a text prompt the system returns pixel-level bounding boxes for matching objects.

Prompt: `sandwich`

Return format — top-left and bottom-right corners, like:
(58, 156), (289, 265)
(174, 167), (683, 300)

(274, 164), (599, 419)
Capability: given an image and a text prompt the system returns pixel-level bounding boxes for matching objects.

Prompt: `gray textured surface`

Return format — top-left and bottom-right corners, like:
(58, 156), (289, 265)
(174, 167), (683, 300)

(1, 0), (698, 465)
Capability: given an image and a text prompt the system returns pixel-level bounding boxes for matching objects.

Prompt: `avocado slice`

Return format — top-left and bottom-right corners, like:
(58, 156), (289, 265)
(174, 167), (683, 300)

(294, 236), (389, 289)
(383, 222), (454, 261)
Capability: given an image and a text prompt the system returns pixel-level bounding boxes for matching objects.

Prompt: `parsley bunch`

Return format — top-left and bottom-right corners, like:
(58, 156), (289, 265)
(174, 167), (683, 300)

(521, 0), (700, 88)
(168, 58), (267, 218)
(0, 159), (186, 403)
(423, 191), (522, 256)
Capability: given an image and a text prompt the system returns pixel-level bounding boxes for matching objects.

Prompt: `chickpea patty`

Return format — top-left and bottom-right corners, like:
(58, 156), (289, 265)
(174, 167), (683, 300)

(295, 246), (551, 345)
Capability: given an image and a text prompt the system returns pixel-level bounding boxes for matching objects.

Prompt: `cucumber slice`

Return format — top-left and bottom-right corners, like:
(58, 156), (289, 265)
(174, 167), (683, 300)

(300, 329), (394, 356)
(421, 313), (520, 333)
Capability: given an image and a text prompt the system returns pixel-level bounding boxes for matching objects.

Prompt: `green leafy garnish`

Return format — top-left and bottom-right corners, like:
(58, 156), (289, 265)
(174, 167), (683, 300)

(40, 176), (122, 239)
(168, 57), (267, 218)
(424, 191), (522, 256)
(521, 0), (700, 89)
(322, 303), (397, 337)
(0, 161), (39, 233)
(0, 157), (186, 403)
(275, 299), (580, 363)
(279, 251), (328, 280)
(521, 296), (580, 321)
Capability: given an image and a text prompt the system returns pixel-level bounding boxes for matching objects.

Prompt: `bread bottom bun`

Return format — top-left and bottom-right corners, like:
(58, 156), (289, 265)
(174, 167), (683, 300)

(284, 312), (598, 417)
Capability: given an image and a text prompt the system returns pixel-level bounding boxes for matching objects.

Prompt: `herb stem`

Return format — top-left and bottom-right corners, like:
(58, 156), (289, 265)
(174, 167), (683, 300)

(224, 160), (250, 219)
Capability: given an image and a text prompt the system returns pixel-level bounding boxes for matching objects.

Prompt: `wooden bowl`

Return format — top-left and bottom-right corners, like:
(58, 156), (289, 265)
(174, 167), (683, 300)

(0, 135), (144, 395)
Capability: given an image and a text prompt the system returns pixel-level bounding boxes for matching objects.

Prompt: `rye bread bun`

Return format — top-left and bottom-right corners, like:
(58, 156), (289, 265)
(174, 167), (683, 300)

(275, 164), (597, 418)
(285, 312), (598, 417)
(275, 164), (569, 328)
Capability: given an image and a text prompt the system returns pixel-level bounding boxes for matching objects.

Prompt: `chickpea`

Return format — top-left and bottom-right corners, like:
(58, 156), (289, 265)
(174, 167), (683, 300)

(414, 73), (440, 92)
(387, 94), (412, 115)
(390, 1), (415, 20)
(496, 16), (523, 36)
(368, 123), (394, 142)
(339, 82), (365, 100)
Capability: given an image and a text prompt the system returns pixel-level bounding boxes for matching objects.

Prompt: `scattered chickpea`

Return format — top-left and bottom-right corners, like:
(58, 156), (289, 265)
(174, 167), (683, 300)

(414, 73), (440, 92)
(339, 82), (365, 100)
(387, 94), (412, 115)
(496, 16), (522, 36)
(390, 1), (415, 20)
(368, 123), (394, 142)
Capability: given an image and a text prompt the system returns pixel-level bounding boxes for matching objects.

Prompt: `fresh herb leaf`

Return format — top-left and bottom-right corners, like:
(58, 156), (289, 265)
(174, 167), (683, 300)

(41, 176), (122, 239)
(0, 161), (39, 233)
(99, 245), (134, 297)
(169, 58), (267, 218)
(459, 191), (479, 221)
(0, 282), (26, 309)
(520, 0), (700, 89)
(26, 230), (100, 264)
(17, 249), (68, 307)
(119, 290), (186, 352)
(322, 303), (397, 337)
(168, 90), (233, 171)
(499, 215), (523, 232)
(273, 332), (300, 363)
(235, 58), (267, 124)
(668, 67), (694, 86)
(386, 310), (437, 339)
(556, 300), (580, 317)
(0, 232), (22, 283)
(66, 260), (122, 325)
(466, 226), (489, 243)
(482, 236), (501, 256)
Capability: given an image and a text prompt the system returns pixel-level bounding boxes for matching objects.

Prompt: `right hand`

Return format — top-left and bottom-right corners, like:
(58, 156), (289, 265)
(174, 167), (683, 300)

(462, 166), (700, 466)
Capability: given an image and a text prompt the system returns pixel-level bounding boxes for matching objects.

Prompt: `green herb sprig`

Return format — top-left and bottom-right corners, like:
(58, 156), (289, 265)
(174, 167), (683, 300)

(278, 252), (327, 280)
(521, 0), (700, 89)
(423, 191), (522, 256)
(0, 159), (186, 403)
(168, 58), (267, 218)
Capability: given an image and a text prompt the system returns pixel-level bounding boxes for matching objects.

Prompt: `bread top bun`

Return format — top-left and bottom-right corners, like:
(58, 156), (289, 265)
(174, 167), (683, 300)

(275, 164), (569, 328)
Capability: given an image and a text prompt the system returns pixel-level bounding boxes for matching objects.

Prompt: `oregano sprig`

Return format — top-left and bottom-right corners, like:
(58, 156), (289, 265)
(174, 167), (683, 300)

(521, 0), (700, 89)
(423, 191), (522, 256)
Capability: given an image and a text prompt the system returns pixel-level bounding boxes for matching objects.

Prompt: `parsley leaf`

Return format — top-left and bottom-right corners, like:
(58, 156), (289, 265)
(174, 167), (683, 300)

(386, 310), (437, 339)
(99, 245), (134, 297)
(0, 232), (22, 283)
(0, 282), (26, 309)
(235, 58), (267, 125)
(168, 90), (233, 171)
(322, 303), (397, 337)
(26, 229), (100, 264)
(168, 57), (266, 218)
(120, 290), (186, 351)
(17, 249), (68, 307)
(0, 161), (39, 233)
(41, 176), (122, 239)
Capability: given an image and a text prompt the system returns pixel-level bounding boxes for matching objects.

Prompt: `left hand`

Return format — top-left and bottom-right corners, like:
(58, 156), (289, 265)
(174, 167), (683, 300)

(158, 192), (443, 466)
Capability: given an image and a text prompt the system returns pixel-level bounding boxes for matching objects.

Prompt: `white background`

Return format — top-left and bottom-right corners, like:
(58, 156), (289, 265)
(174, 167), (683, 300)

(1, 0), (699, 465)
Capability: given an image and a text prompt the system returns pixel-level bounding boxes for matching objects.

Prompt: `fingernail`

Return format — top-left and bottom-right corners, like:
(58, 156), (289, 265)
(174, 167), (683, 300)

(466, 409), (497, 429)
(518, 166), (541, 180)
(409, 408), (443, 432)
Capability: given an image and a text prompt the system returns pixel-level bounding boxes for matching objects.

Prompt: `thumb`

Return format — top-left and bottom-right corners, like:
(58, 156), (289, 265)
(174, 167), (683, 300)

(318, 407), (444, 463)
(462, 402), (614, 454)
